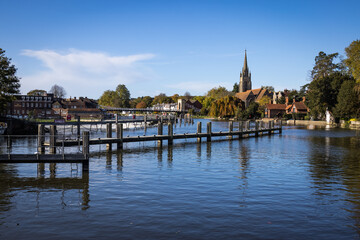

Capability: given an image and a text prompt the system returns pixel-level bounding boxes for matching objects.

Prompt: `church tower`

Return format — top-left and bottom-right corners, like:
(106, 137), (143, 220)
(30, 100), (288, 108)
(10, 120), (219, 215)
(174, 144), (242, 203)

(239, 50), (252, 93)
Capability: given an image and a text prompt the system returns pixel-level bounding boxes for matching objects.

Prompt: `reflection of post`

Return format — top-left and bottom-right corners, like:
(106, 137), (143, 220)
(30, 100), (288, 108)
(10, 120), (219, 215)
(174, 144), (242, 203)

(106, 123), (112, 150)
(279, 120), (282, 134)
(197, 122), (202, 143)
(37, 163), (45, 177)
(50, 163), (56, 178)
(116, 150), (123, 172)
(37, 124), (45, 154)
(106, 152), (112, 170)
(157, 147), (163, 168)
(49, 125), (57, 154)
(157, 122), (163, 147)
(255, 121), (259, 137)
(196, 141), (201, 158)
(206, 142), (211, 160)
(81, 172), (90, 210)
(167, 146), (173, 168)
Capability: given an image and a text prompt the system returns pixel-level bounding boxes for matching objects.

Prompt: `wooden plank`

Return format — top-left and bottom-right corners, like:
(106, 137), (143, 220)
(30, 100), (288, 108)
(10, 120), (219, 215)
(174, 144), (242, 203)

(0, 154), (86, 163)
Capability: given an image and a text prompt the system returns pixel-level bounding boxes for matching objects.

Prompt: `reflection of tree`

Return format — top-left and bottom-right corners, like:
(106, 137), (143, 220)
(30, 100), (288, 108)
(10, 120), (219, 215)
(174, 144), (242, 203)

(307, 135), (360, 235)
(0, 165), (17, 215)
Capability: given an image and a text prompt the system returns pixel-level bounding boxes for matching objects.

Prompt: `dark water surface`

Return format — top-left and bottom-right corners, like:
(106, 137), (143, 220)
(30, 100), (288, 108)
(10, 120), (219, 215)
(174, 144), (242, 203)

(1, 120), (360, 239)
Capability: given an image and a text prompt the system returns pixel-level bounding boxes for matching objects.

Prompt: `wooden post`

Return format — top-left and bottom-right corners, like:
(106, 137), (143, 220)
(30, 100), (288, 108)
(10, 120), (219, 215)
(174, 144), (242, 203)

(229, 121), (233, 139)
(116, 123), (123, 149)
(144, 115), (147, 128)
(168, 122), (173, 145)
(197, 122), (202, 143)
(255, 121), (259, 137)
(246, 121), (250, 131)
(37, 124), (45, 153)
(157, 122), (163, 147)
(82, 131), (90, 172)
(239, 121), (243, 139)
(106, 123), (112, 150)
(207, 122), (212, 142)
(7, 135), (12, 150)
(77, 116), (81, 138)
(49, 125), (57, 154)
(116, 114), (119, 124)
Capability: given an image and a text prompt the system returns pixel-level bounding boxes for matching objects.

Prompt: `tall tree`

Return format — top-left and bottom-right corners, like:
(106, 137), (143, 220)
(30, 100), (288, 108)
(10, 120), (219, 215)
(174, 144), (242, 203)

(0, 48), (21, 113)
(49, 84), (66, 98)
(334, 80), (360, 119)
(311, 51), (341, 80)
(98, 90), (117, 107)
(344, 40), (360, 84)
(115, 84), (130, 107)
(232, 83), (239, 93)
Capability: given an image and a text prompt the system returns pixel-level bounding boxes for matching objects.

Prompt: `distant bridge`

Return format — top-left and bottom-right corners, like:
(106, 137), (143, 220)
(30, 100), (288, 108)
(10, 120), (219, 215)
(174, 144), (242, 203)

(101, 107), (188, 113)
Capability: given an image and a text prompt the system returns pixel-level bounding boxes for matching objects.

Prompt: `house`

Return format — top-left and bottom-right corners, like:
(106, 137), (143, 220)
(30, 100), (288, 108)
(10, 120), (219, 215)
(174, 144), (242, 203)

(6, 93), (57, 118)
(177, 99), (202, 113)
(52, 96), (101, 119)
(286, 98), (309, 115)
(265, 104), (287, 118)
(265, 97), (309, 118)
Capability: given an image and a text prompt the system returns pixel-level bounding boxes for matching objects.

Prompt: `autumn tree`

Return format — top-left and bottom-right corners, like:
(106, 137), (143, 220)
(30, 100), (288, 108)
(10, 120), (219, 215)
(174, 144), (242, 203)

(152, 93), (173, 105)
(0, 48), (21, 113)
(206, 86), (232, 99)
(209, 96), (244, 118)
(136, 101), (147, 109)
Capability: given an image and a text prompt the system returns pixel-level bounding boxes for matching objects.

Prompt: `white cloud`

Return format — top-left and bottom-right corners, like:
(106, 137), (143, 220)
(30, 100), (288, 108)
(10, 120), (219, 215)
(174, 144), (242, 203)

(21, 49), (156, 98)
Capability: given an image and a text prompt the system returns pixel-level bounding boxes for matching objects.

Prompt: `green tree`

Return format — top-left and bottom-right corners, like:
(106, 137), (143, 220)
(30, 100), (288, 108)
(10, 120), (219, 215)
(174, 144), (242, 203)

(311, 51), (341, 80)
(115, 84), (130, 107)
(0, 48), (21, 114)
(257, 95), (271, 116)
(206, 86), (232, 99)
(261, 86), (275, 92)
(344, 40), (360, 83)
(232, 83), (239, 93)
(152, 93), (173, 105)
(334, 80), (360, 119)
(171, 94), (180, 103)
(209, 96), (244, 118)
(99, 90), (117, 107)
(27, 89), (46, 96)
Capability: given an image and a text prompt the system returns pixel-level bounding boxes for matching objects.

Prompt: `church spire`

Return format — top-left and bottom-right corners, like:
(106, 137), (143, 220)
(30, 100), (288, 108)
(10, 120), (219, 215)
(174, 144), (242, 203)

(243, 50), (248, 72)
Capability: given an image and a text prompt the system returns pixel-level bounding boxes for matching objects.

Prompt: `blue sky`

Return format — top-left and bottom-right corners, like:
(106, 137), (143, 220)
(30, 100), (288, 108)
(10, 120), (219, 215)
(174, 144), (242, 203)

(1, 0), (359, 99)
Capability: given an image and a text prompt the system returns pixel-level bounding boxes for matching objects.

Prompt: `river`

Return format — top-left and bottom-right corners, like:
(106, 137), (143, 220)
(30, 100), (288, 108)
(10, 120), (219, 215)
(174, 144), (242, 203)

(0, 119), (360, 239)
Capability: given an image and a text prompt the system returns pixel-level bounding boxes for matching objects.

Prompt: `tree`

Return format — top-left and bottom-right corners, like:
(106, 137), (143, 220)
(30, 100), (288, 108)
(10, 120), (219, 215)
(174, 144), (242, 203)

(261, 86), (275, 92)
(115, 84), (130, 108)
(27, 89), (46, 96)
(209, 96), (244, 118)
(184, 91), (192, 100)
(136, 101), (147, 109)
(257, 95), (271, 116)
(152, 93), (173, 105)
(334, 80), (360, 119)
(206, 86), (232, 99)
(344, 40), (360, 84)
(232, 83), (239, 93)
(98, 90), (117, 107)
(49, 84), (66, 98)
(311, 51), (341, 80)
(0, 48), (21, 113)
(171, 94), (180, 103)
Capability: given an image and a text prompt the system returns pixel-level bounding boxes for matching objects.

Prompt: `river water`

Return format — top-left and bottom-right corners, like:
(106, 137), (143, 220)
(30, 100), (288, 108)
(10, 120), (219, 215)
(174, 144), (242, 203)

(1, 119), (360, 239)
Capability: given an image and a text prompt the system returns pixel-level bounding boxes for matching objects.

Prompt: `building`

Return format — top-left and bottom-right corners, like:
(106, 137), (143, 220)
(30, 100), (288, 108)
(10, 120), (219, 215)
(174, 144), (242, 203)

(177, 99), (202, 113)
(52, 97), (101, 119)
(239, 50), (252, 93)
(6, 93), (56, 118)
(265, 97), (309, 118)
(285, 97), (309, 115)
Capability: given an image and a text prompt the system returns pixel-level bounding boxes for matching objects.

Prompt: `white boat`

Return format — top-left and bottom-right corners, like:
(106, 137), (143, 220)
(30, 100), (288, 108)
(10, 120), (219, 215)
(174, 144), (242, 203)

(0, 122), (7, 135)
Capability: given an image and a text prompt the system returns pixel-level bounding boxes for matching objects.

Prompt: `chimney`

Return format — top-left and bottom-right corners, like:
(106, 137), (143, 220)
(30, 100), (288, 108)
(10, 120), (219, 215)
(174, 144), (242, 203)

(285, 97), (289, 106)
(293, 98), (296, 103)
(302, 96), (306, 102)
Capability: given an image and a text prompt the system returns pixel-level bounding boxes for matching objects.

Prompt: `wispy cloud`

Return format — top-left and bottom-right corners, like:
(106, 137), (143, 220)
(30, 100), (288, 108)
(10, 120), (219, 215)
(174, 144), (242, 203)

(21, 49), (156, 98)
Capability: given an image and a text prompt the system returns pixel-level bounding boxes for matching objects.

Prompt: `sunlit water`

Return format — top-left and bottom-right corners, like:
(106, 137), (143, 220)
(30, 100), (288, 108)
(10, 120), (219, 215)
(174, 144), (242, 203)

(1, 119), (360, 239)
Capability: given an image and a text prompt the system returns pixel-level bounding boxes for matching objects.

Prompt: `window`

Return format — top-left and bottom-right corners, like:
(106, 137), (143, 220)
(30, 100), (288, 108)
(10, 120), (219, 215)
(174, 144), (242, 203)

(39, 103), (42, 107)
(27, 103), (29, 107)
(22, 103), (25, 107)
(35, 103), (38, 107)
(31, 103), (33, 107)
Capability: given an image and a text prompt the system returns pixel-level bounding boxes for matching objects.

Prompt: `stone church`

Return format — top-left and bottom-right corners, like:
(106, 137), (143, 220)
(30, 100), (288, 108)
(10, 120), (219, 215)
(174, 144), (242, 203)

(235, 51), (272, 107)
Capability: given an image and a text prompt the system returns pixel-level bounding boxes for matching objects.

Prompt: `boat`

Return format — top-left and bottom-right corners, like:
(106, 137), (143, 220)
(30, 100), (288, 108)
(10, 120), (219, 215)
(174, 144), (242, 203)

(0, 122), (7, 135)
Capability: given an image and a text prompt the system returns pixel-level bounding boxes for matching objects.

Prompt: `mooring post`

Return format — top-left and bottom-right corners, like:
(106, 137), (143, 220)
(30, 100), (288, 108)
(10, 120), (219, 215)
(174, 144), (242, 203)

(239, 121), (243, 139)
(49, 125), (57, 154)
(144, 114), (147, 128)
(207, 122), (212, 142)
(197, 122), (202, 143)
(37, 124), (45, 154)
(116, 114), (119, 124)
(7, 135), (12, 150)
(106, 123), (112, 150)
(255, 121), (259, 137)
(229, 121), (233, 139)
(82, 131), (90, 172)
(116, 123), (123, 149)
(157, 122), (163, 147)
(168, 122), (173, 145)
(246, 120), (250, 131)
(279, 120), (282, 133)
(77, 116), (81, 139)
